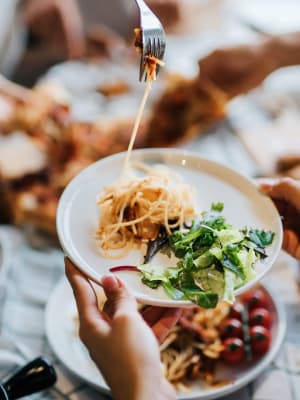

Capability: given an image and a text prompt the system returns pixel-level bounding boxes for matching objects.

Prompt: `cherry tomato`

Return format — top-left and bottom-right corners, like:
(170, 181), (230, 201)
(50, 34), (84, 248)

(229, 302), (245, 320)
(249, 308), (272, 329)
(221, 318), (243, 339)
(242, 288), (270, 310)
(250, 326), (271, 355)
(222, 338), (245, 364)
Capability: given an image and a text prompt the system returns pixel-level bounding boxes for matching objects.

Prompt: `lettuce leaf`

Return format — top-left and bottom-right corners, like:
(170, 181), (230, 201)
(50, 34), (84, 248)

(137, 203), (275, 308)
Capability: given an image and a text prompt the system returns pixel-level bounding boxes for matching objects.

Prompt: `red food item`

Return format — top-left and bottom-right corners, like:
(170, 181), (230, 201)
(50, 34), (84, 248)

(242, 288), (270, 310)
(229, 302), (245, 320)
(222, 338), (245, 364)
(250, 326), (271, 355)
(109, 266), (139, 272)
(221, 318), (243, 339)
(249, 308), (272, 329)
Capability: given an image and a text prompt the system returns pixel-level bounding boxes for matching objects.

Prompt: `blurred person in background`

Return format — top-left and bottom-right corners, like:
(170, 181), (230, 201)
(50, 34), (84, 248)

(0, 0), (85, 78)
(0, 0), (136, 83)
(200, 31), (300, 98)
(199, 31), (300, 259)
(260, 177), (300, 261)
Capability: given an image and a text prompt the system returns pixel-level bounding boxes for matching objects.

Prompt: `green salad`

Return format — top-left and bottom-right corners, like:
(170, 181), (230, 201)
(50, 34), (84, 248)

(137, 203), (275, 308)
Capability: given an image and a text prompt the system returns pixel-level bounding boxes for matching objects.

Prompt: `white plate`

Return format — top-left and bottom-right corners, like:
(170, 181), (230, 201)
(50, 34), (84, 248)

(45, 279), (286, 400)
(57, 149), (283, 307)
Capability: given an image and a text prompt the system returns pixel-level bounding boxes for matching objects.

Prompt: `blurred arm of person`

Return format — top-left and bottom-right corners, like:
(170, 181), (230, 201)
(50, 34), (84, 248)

(0, 0), (26, 78)
(259, 177), (300, 260)
(77, 0), (137, 40)
(65, 258), (181, 400)
(199, 31), (300, 98)
(23, 0), (85, 60)
(0, 0), (85, 80)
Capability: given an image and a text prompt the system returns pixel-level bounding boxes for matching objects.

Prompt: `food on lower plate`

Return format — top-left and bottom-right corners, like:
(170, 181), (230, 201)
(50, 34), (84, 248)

(160, 287), (273, 390)
(72, 286), (273, 391)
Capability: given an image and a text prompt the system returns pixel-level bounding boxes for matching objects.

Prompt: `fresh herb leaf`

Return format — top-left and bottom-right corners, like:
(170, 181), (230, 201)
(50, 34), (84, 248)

(178, 270), (199, 292)
(183, 251), (194, 270)
(194, 228), (216, 247)
(138, 203), (275, 308)
(223, 256), (245, 280)
(224, 243), (242, 266)
(162, 282), (184, 300)
(138, 264), (180, 284)
(193, 267), (225, 297)
(248, 229), (275, 247)
(253, 246), (268, 259)
(211, 202), (224, 212)
(144, 228), (168, 263)
(184, 289), (219, 308)
(141, 277), (161, 289)
(194, 250), (214, 268)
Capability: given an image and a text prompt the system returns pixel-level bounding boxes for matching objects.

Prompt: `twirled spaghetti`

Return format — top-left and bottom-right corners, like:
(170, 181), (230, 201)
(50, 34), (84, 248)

(96, 42), (192, 258)
(96, 163), (197, 258)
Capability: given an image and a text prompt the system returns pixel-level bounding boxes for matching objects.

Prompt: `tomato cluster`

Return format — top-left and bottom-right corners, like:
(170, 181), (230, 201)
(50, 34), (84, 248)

(221, 288), (272, 365)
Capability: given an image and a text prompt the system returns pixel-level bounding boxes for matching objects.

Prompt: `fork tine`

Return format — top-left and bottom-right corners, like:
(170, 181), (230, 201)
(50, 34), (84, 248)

(155, 38), (160, 58)
(157, 38), (161, 57)
(159, 37), (165, 59)
(148, 37), (153, 56)
(135, 0), (166, 80)
(139, 56), (145, 81)
(153, 38), (158, 58)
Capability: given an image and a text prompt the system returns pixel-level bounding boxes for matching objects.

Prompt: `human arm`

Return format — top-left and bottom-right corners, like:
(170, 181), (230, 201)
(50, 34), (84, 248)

(199, 31), (300, 98)
(22, 0), (85, 59)
(259, 177), (300, 260)
(65, 258), (179, 400)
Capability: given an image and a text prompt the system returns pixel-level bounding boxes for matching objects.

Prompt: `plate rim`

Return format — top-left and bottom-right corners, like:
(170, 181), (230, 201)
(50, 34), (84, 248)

(56, 148), (283, 307)
(45, 278), (287, 400)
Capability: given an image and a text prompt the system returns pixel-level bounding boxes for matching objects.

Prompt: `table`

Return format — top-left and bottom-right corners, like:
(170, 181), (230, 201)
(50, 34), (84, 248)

(1, 2), (300, 398)
(1, 118), (300, 399)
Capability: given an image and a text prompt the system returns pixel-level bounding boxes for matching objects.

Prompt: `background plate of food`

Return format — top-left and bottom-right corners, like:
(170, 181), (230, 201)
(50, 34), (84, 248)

(57, 148), (283, 308)
(45, 279), (286, 399)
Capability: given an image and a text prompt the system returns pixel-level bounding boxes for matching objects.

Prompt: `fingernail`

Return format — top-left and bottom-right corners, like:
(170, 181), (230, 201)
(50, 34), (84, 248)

(260, 183), (272, 191)
(257, 178), (275, 192)
(101, 273), (120, 291)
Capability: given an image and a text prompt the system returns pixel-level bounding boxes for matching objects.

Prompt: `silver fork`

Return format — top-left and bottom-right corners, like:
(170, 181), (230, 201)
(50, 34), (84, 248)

(134, 0), (166, 81)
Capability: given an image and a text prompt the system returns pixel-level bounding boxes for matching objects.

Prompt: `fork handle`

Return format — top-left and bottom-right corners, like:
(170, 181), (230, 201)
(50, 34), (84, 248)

(134, 0), (152, 15)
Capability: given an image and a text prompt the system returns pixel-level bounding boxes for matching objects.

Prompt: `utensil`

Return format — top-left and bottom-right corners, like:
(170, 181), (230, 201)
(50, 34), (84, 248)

(134, 0), (166, 80)
(0, 357), (56, 399)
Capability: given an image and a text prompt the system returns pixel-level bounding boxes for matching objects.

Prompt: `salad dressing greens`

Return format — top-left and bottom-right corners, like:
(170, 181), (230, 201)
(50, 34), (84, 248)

(138, 203), (275, 308)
